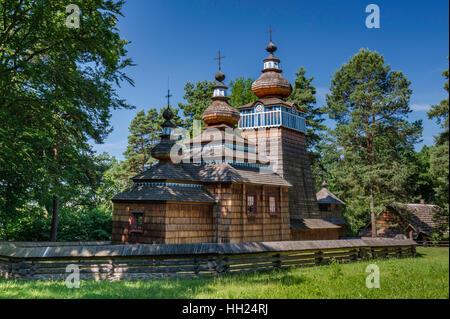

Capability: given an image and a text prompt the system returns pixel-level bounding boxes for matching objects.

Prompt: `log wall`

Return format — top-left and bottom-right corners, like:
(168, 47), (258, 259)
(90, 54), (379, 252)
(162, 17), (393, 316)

(0, 239), (417, 281)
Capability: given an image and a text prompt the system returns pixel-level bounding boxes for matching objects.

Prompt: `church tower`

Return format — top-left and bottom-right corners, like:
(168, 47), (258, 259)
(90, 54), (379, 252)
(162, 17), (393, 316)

(237, 38), (320, 221)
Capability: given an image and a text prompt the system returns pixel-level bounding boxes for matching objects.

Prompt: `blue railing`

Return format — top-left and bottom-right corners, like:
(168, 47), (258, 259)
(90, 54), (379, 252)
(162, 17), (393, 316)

(238, 109), (306, 132)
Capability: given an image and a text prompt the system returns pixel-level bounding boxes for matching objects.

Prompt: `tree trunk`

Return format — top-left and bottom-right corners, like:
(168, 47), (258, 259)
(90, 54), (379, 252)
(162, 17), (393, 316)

(370, 187), (376, 238)
(50, 195), (59, 242)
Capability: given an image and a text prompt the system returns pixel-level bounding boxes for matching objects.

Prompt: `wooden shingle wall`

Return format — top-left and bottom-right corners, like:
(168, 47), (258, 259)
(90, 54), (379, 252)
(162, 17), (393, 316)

(204, 183), (291, 243)
(112, 202), (215, 244)
(112, 203), (167, 244)
(241, 127), (320, 220)
(165, 203), (215, 244)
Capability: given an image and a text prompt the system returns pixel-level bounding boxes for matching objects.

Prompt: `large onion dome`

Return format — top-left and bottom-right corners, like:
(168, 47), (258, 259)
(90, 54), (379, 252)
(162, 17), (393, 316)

(251, 40), (292, 98)
(202, 66), (240, 126)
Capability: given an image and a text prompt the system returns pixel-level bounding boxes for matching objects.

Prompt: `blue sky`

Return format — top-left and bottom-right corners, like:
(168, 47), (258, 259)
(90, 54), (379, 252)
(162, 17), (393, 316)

(91, 0), (449, 160)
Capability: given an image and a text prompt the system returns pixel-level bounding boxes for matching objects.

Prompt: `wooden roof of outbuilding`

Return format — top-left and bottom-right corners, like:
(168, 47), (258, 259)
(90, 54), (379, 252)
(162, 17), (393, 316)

(316, 187), (345, 205)
(405, 204), (443, 236)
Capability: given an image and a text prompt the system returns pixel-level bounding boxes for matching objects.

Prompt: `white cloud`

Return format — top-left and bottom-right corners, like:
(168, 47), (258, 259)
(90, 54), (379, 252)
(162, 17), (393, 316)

(410, 104), (430, 111)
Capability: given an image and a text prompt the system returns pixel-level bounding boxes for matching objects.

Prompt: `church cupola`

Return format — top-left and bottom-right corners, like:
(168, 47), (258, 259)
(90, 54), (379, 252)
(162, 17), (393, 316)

(251, 35), (292, 98)
(202, 50), (240, 127)
(151, 95), (177, 162)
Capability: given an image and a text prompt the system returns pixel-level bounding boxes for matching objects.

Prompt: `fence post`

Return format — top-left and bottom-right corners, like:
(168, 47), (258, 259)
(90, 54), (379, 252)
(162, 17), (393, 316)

(314, 251), (323, 265)
(350, 249), (358, 262)
(273, 253), (281, 269)
(411, 245), (416, 257)
(193, 257), (200, 276)
(223, 257), (230, 274)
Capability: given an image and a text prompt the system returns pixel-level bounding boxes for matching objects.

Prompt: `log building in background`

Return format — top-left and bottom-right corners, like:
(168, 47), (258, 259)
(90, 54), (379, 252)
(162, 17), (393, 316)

(111, 39), (346, 244)
(360, 201), (446, 241)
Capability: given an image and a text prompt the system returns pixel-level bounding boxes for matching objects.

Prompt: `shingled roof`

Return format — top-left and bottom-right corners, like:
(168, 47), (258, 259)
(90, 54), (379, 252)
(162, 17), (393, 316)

(239, 97), (302, 111)
(112, 185), (216, 203)
(132, 162), (198, 182)
(316, 187), (345, 205)
(406, 204), (443, 236)
(181, 163), (291, 187)
(291, 218), (341, 230)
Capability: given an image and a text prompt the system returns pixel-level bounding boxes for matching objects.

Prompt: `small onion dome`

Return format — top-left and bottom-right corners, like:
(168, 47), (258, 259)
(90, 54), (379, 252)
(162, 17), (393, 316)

(266, 41), (277, 53)
(202, 100), (240, 126)
(215, 69), (225, 82)
(151, 106), (178, 162)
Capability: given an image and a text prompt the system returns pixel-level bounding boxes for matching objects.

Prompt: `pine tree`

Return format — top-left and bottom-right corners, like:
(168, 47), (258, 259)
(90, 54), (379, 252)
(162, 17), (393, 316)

(287, 67), (326, 153)
(123, 109), (158, 175)
(228, 77), (257, 108)
(427, 59), (449, 235)
(123, 106), (184, 177)
(178, 80), (214, 129)
(326, 49), (422, 237)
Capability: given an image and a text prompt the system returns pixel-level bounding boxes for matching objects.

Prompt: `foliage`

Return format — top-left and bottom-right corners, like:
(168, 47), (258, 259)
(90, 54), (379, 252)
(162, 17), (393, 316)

(123, 109), (159, 174)
(122, 106), (183, 178)
(325, 49), (422, 236)
(427, 59), (449, 237)
(0, 0), (134, 240)
(6, 205), (112, 242)
(228, 77), (257, 108)
(403, 145), (435, 203)
(287, 67), (326, 153)
(178, 80), (214, 130)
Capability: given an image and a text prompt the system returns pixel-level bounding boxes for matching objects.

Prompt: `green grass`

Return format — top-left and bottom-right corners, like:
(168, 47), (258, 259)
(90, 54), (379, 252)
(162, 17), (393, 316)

(0, 247), (448, 299)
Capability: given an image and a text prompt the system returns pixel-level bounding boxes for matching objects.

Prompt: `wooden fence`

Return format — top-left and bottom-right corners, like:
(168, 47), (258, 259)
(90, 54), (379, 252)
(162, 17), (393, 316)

(416, 240), (449, 248)
(0, 239), (416, 281)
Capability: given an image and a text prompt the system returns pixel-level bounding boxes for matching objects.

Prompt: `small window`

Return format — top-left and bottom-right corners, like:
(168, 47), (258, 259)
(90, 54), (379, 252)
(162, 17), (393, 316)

(268, 195), (279, 215)
(131, 212), (144, 232)
(319, 204), (329, 212)
(247, 194), (257, 216)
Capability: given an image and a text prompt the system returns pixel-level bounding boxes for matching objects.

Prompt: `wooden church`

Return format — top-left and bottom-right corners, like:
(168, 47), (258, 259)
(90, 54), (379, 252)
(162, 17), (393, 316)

(111, 39), (345, 244)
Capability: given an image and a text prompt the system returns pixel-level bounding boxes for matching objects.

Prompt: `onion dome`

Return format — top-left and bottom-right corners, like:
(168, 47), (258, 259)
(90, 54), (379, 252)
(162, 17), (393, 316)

(202, 58), (240, 126)
(251, 40), (292, 98)
(151, 106), (177, 162)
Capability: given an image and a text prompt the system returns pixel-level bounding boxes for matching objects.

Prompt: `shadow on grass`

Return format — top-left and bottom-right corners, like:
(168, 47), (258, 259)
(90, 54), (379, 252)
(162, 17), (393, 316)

(217, 268), (306, 287)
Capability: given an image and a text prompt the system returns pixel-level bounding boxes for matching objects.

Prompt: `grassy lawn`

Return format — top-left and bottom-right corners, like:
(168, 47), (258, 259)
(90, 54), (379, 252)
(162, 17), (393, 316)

(0, 247), (448, 299)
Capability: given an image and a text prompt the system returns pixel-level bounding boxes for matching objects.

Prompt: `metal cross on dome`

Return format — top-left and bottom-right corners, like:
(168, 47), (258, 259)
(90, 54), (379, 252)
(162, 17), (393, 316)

(165, 88), (172, 107)
(214, 50), (225, 70)
(267, 25), (275, 42)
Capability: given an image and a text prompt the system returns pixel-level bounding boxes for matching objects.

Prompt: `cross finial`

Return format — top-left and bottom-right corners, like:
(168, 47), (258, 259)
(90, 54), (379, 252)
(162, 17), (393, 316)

(165, 77), (172, 107)
(165, 89), (172, 108)
(267, 25), (274, 42)
(214, 50), (226, 71)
